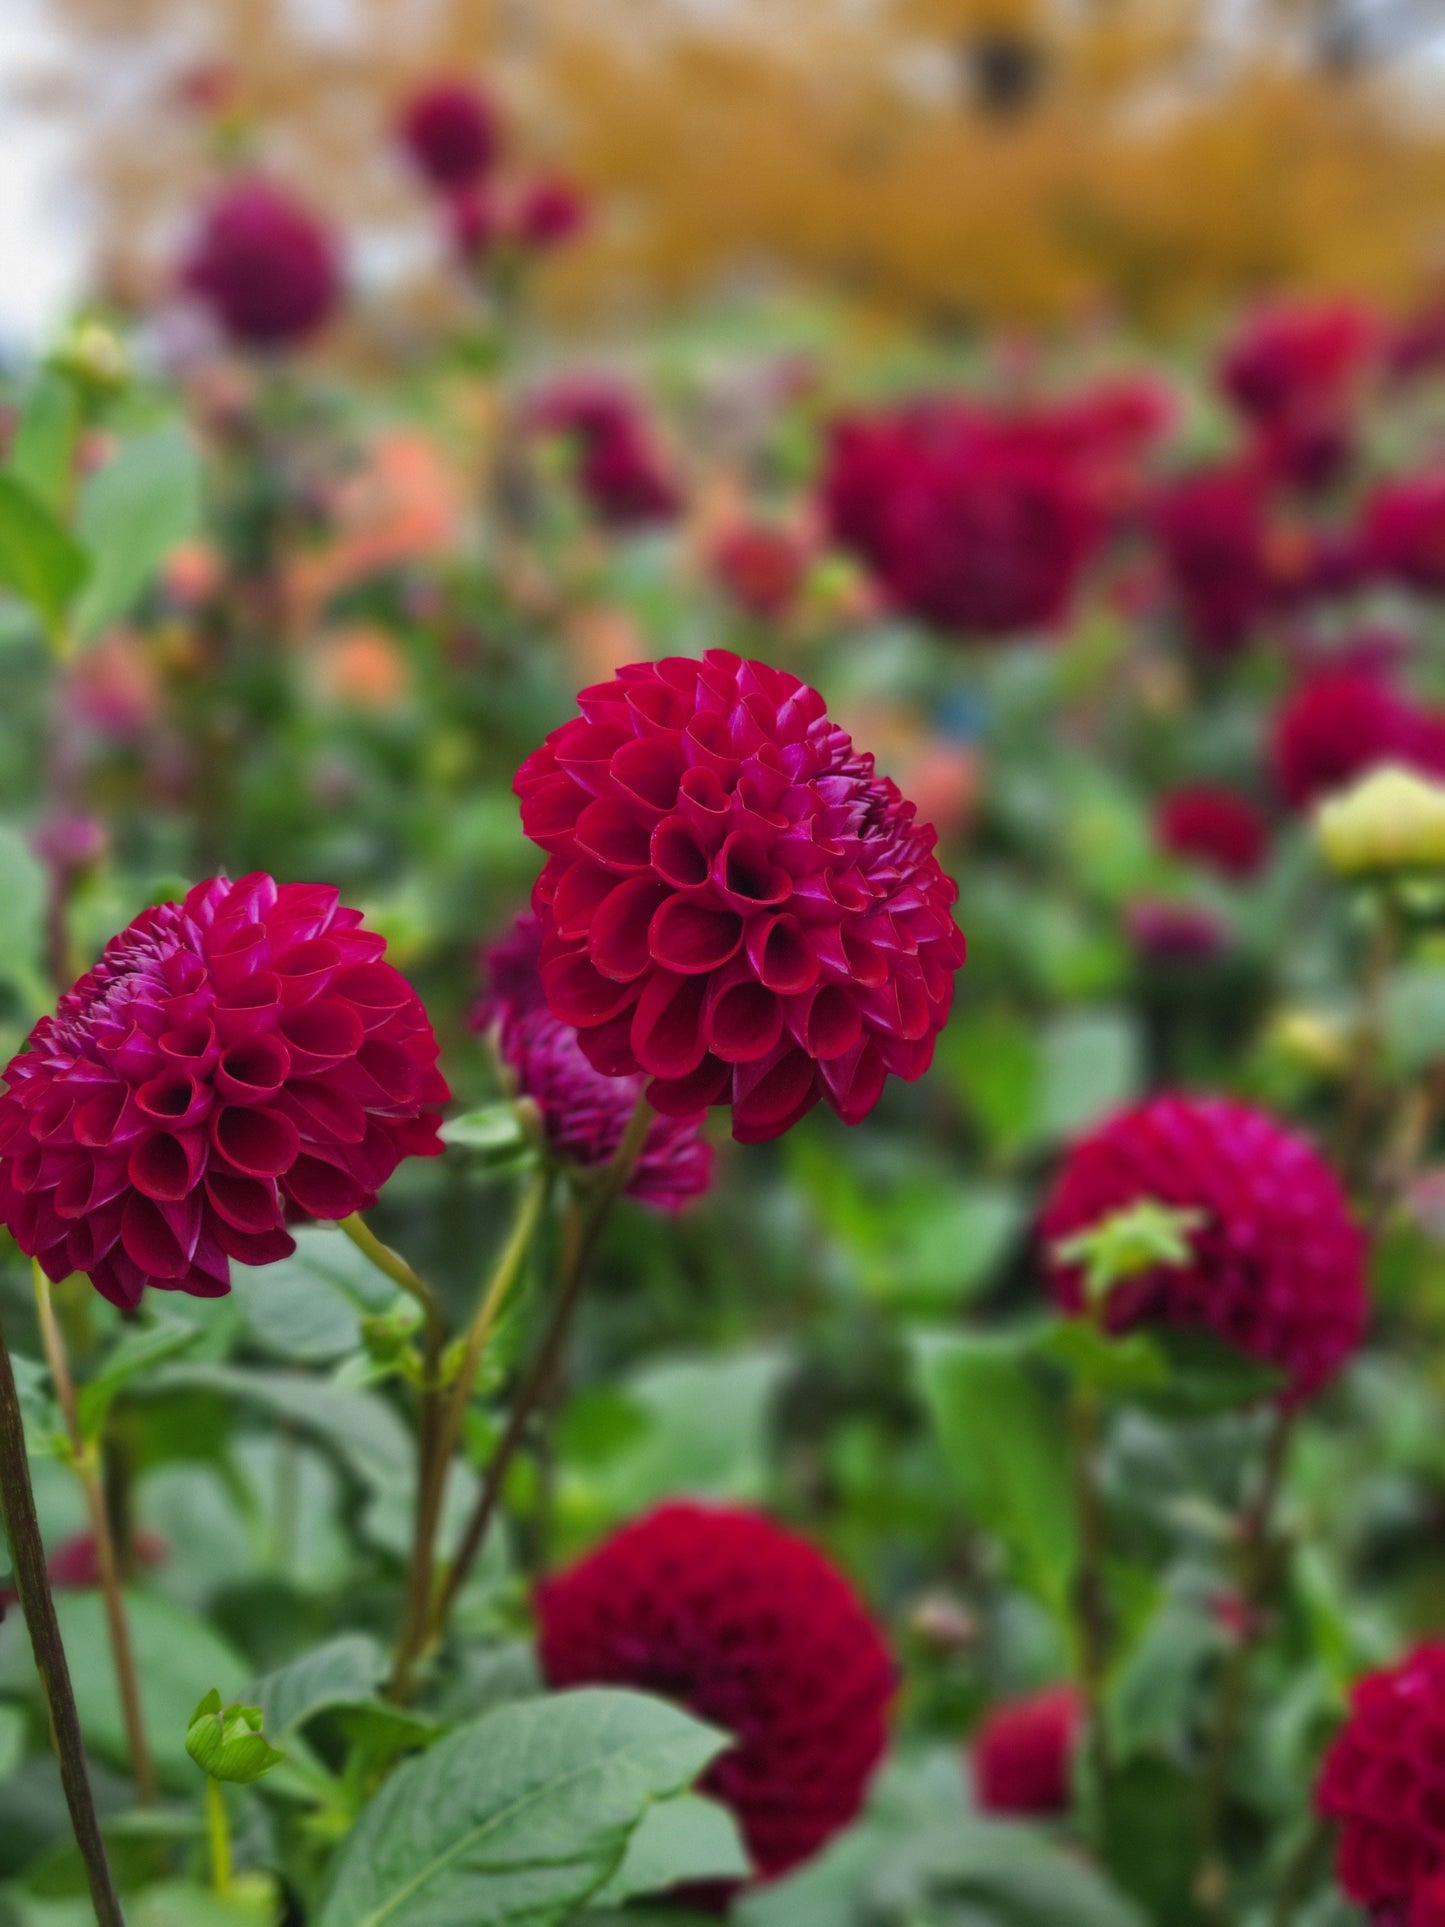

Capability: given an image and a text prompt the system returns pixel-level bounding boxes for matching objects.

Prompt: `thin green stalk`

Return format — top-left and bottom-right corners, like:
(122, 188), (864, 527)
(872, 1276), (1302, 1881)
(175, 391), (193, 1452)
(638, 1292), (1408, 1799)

(429, 1095), (654, 1643)
(206, 1775), (232, 1896)
(0, 1310), (124, 1926)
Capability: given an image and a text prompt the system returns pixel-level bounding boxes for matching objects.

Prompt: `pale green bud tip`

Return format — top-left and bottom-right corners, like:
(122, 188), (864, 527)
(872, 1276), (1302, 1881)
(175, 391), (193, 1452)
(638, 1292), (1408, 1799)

(1316, 764), (1445, 879)
(1052, 1198), (1206, 1306)
(185, 1689), (286, 1784)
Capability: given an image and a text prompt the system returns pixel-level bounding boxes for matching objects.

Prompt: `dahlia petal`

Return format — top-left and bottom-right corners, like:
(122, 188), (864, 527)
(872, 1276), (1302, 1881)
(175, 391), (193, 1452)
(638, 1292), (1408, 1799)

(575, 1009), (643, 1078)
(732, 1048), (819, 1144)
(329, 961), (412, 1020)
(647, 898), (744, 976)
(214, 1035), (290, 1103)
(121, 1193), (192, 1280)
(128, 1130), (206, 1202)
(610, 736), (686, 818)
(589, 876), (670, 982)
(574, 797), (654, 874)
(706, 968), (785, 1065)
(283, 1154), (367, 1221)
(520, 773), (589, 853)
(647, 1054), (732, 1115)
(213, 973), (283, 1043)
(136, 1073), (211, 1130)
(792, 983), (864, 1061)
(747, 914), (820, 996)
(551, 861), (620, 940)
(212, 1221), (297, 1267)
(274, 937), (342, 1006)
(91, 1252), (149, 1312)
(676, 765), (733, 851)
(542, 944), (643, 1028)
(211, 1105), (301, 1179)
(631, 971), (709, 1080)
(205, 1171), (284, 1234)
(278, 1001), (365, 1073)
(651, 815), (713, 892)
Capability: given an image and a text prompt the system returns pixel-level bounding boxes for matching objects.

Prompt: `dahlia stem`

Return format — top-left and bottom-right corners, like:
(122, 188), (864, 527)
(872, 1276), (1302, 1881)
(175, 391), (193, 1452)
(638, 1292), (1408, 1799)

(0, 1310), (125, 1926)
(33, 1263), (156, 1806)
(206, 1774), (232, 1896)
(1068, 1382), (1112, 1813)
(1195, 1404), (1296, 1917)
(386, 1168), (549, 1703)
(429, 1094), (654, 1643)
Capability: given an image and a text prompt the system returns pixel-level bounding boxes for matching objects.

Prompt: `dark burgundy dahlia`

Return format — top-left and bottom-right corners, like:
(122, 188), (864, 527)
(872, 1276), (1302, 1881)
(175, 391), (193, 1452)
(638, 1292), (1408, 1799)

(514, 652), (967, 1143)
(531, 380), (680, 528)
(476, 914), (712, 1211)
(1156, 784), (1268, 879)
(398, 80), (500, 191)
(1150, 465), (1278, 655)
(536, 1502), (894, 1888)
(1042, 1096), (1366, 1402)
(1270, 670), (1445, 812)
(1317, 1644), (1445, 1916)
(182, 179), (340, 350)
(1362, 472), (1445, 596)
(972, 1686), (1083, 1816)
(0, 874), (447, 1309)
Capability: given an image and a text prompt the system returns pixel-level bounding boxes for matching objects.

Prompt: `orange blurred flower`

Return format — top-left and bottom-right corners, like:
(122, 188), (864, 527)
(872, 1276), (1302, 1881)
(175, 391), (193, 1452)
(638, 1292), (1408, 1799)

(310, 624), (414, 710)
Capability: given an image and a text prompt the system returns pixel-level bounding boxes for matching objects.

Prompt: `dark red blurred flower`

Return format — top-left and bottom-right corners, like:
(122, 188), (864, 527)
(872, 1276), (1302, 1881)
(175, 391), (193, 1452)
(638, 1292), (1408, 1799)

(514, 652), (967, 1144)
(712, 522), (809, 622)
(1413, 1877), (1445, 1927)
(1362, 473), (1445, 596)
(0, 874), (447, 1310)
(1270, 671), (1445, 811)
(1125, 899), (1230, 964)
(512, 174), (586, 248)
(1219, 298), (1378, 490)
(532, 380), (680, 528)
(1151, 465), (1278, 655)
(972, 1687), (1082, 1816)
(477, 915), (712, 1211)
(1318, 1644), (1445, 1916)
(446, 185), (500, 261)
(1388, 303), (1445, 384)
(182, 179), (340, 350)
(398, 80), (499, 191)
(48, 1528), (168, 1590)
(1156, 785), (1268, 879)
(822, 402), (1101, 638)
(536, 1501), (894, 1888)
(1042, 1095), (1366, 1401)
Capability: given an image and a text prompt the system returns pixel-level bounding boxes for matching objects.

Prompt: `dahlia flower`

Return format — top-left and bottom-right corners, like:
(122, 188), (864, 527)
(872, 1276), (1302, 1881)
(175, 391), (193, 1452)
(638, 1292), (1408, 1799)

(514, 651), (967, 1143)
(1219, 297), (1378, 490)
(971, 1687), (1082, 1816)
(1151, 466), (1278, 655)
(476, 914), (712, 1210)
(1270, 671), (1445, 811)
(711, 522), (809, 622)
(1042, 1095), (1366, 1401)
(182, 179), (340, 350)
(0, 874), (447, 1309)
(512, 176), (586, 248)
(536, 1502), (894, 1887)
(1318, 1644), (1445, 1916)
(1155, 785), (1268, 880)
(398, 80), (499, 191)
(1363, 473), (1445, 596)
(1125, 899), (1230, 964)
(532, 381), (680, 528)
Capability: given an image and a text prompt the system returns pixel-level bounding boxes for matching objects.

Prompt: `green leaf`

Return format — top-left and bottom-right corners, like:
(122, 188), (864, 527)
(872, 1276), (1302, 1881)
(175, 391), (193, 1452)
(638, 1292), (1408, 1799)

(0, 1702), (26, 1780)
(48, 1591), (250, 1790)
(441, 1104), (539, 1174)
(0, 474), (88, 641)
(916, 1334), (1078, 1617)
(1030, 1319), (1169, 1398)
(185, 1690), (286, 1784)
(596, 1350), (789, 1517)
(593, 1794), (750, 1905)
(0, 824), (48, 1010)
(72, 425), (201, 641)
(249, 1633), (388, 1738)
(231, 1226), (396, 1363)
(76, 1318), (202, 1439)
(1139, 1329), (1286, 1417)
(1096, 1753), (1204, 1923)
(1040, 1009), (1141, 1143)
(317, 1687), (729, 1927)
(8, 372), (81, 513)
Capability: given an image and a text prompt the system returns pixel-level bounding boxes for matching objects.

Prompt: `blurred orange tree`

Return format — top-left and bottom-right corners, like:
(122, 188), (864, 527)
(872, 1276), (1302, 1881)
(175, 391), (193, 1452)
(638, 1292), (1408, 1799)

(45, 0), (1445, 332)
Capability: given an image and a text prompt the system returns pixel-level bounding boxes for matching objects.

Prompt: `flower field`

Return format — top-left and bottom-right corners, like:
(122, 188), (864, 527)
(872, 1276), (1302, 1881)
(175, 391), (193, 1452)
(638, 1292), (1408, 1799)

(4, 59), (1445, 1927)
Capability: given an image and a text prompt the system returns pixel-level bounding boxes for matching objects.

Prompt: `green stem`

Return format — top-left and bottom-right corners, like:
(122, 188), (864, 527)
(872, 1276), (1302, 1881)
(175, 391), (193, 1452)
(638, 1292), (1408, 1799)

(429, 1096), (654, 1644)
(206, 1775), (231, 1896)
(386, 1169), (549, 1703)
(0, 1310), (124, 1926)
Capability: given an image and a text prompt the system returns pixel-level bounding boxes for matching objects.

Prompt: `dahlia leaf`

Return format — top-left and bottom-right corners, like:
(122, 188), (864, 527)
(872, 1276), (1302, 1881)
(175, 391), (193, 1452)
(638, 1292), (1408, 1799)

(317, 1687), (728, 1927)
(0, 472), (89, 644)
(72, 424), (202, 643)
(8, 370), (81, 514)
(76, 1317), (203, 1440)
(592, 1792), (750, 1904)
(247, 1633), (388, 1740)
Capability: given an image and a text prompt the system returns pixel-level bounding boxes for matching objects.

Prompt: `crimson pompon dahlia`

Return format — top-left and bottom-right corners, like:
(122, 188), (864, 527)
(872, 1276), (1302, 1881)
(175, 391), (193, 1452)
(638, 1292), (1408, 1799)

(476, 914), (712, 1211)
(1317, 1645), (1445, 1918)
(182, 179), (340, 350)
(398, 80), (500, 192)
(1042, 1096), (1366, 1402)
(1270, 670), (1445, 812)
(971, 1686), (1083, 1816)
(1155, 783), (1268, 880)
(0, 874), (447, 1310)
(536, 1502), (894, 1889)
(514, 652), (967, 1143)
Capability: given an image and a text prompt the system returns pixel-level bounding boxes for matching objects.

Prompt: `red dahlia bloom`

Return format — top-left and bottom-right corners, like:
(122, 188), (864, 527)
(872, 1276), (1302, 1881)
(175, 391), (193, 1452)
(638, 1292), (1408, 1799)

(972, 1687), (1082, 1816)
(536, 1502), (894, 1887)
(476, 915), (712, 1211)
(1362, 473), (1445, 596)
(1317, 1645), (1445, 1915)
(711, 522), (809, 622)
(0, 874), (447, 1310)
(512, 175), (586, 248)
(182, 179), (340, 350)
(1125, 899), (1229, 965)
(1219, 298), (1378, 490)
(446, 184), (500, 261)
(514, 651), (967, 1143)
(532, 380), (680, 528)
(1270, 671), (1445, 811)
(1151, 465), (1279, 655)
(1156, 784), (1269, 879)
(398, 80), (499, 191)
(1042, 1096), (1366, 1401)
(822, 403), (1101, 638)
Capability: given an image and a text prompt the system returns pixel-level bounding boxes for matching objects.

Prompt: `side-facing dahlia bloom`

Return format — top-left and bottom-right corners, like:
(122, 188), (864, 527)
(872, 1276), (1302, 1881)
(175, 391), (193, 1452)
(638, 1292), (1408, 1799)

(1041, 1096), (1366, 1402)
(1150, 465), (1278, 655)
(971, 1687), (1082, 1816)
(536, 1502), (894, 1887)
(1317, 1645), (1445, 1916)
(398, 80), (499, 191)
(821, 403), (1101, 638)
(1219, 297), (1378, 490)
(1156, 784), (1268, 880)
(531, 380), (680, 528)
(0, 874), (447, 1310)
(182, 179), (340, 350)
(514, 652), (967, 1143)
(1362, 473), (1445, 596)
(476, 914), (711, 1211)
(1270, 671), (1445, 811)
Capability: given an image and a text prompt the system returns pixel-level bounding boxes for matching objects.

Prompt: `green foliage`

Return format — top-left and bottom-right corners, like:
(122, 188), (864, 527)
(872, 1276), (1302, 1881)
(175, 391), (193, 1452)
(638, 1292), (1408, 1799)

(185, 1689), (286, 1784)
(72, 425), (201, 641)
(0, 474), (88, 643)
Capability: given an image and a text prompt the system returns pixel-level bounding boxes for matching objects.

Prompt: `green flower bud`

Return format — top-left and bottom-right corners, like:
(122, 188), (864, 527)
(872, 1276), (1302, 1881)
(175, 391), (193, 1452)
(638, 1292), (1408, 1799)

(185, 1690), (285, 1785)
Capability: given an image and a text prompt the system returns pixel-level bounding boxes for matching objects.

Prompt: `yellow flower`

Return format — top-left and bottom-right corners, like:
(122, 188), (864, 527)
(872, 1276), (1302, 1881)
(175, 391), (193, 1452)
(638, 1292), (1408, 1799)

(1316, 766), (1445, 879)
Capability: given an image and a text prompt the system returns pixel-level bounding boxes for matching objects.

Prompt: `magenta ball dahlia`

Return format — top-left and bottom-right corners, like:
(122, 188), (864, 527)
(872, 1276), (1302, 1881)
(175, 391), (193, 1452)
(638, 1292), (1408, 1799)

(514, 651), (967, 1144)
(536, 1501), (894, 1888)
(182, 178), (340, 350)
(1318, 1645), (1445, 1917)
(1041, 1095), (1366, 1402)
(476, 914), (712, 1211)
(0, 874), (448, 1310)
(398, 79), (500, 191)
(1155, 784), (1268, 880)
(971, 1686), (1083, 1816)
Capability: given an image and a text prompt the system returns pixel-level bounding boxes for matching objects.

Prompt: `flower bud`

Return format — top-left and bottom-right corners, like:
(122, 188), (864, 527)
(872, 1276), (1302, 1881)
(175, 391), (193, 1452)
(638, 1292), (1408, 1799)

(1316, 764), (1445, 878)
(185, 1690), (285, 1784)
